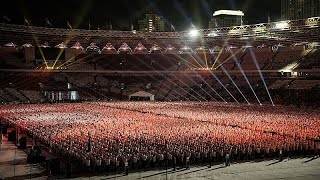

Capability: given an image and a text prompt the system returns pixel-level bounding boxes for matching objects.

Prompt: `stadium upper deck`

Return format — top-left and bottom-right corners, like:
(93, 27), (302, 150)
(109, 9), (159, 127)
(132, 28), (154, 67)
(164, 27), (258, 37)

(0, 17), (319, 75)
(0, 17), (319, 48)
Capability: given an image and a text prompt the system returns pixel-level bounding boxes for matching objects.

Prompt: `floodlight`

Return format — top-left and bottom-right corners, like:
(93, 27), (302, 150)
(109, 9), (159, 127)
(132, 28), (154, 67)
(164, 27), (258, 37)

(189, 29), (199, 37)
(275, 21), (290, 30)
(208, 31), (218, 37)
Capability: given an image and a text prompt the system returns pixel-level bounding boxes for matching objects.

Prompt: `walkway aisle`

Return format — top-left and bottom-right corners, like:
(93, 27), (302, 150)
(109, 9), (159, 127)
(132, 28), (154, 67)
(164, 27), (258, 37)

(0, 136), (46, 179)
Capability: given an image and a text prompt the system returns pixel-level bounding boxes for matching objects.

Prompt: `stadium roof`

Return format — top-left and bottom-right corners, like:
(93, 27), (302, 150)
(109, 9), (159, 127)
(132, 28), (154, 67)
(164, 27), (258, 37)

(0, 17), (319, 47)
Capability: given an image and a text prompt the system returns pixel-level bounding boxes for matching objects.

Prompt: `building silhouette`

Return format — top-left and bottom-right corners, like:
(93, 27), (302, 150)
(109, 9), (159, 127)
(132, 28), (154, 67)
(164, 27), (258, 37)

(138, 13), (166, 32)
(281, 0), (320, 20)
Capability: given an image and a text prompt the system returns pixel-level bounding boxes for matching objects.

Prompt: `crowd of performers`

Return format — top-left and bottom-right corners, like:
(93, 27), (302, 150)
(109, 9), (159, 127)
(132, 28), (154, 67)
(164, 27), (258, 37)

(0, 102), (320, 173)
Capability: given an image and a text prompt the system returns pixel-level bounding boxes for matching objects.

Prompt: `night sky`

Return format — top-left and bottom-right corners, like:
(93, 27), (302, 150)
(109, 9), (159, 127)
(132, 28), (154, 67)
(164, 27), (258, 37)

(1, 0), (281, 30)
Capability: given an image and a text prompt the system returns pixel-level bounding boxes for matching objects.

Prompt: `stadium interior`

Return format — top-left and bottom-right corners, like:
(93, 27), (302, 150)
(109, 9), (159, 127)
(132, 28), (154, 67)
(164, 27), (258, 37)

(0, 17), (320, 179)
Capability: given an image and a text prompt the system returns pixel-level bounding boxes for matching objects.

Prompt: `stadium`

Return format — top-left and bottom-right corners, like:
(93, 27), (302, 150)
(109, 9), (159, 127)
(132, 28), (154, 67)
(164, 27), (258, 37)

(0, 7), (320, 180)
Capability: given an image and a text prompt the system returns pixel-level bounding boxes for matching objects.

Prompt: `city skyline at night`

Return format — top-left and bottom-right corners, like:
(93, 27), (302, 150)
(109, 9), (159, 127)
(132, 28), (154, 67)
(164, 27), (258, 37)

(1, 0), (281, 30)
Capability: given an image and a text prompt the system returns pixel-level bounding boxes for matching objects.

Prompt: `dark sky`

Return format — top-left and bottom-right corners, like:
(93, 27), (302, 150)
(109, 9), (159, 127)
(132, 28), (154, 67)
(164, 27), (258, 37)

(1, 0), (281, 30)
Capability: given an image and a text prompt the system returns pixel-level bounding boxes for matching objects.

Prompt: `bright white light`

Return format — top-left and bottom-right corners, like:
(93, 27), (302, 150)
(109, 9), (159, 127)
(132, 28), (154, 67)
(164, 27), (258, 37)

(189, 29), (199, 37)
(240, 37), (249, 40)
(306, 17), (319, 28)
(46, 67), (54, 70)
(279, 62), (300, 73)
(253, 26), (267, 33)
(275, 21), (290, 30)
(208, 31), (218, 37)
(228, 29), (242, 35)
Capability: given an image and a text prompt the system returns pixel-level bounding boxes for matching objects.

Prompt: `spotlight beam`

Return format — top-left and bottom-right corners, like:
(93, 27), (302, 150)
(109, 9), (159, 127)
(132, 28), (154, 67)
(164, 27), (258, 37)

(136, 36), (208, 101)
(175, 78), (210, 102)
(189, 44), (239, 103)
(52, 48), (66, 68)
(236, 62), (262, 105)
(212, 74), (239, 103)
(37, 46), (48, 68)
(62, 53), (97, 69)
(190, 40), (228, 102)
(163, 73), (208, 102)
(249, 49), (275, 106)
(191, 39), (228, 102)
(181, 54), (221, 101)
(174, 54), (217, 101)
(201, 76), (227, 102)
(57, 52), (93, 69)
(211, 43), (226, 69)
(132, 46), (205, 102)
(215, 48), (243, 70)
(168, 54), (201, 69)
(166, 79), (203, 101)
(198, 80), (218, 101)
(190, 54), (206, 68)
(52, 39), (74, 69)
(63, 53), (93, 68)
(184, 54), (204, 68)
(64, 74), (110, 100)
(25, 23), (49, 68)
(126, 43), (203, 102)
(218, 62), (250, 104)
(153, 74), (203, 102)
(204, 52), (209, 68)
(117, 52), (204, 102)
(230, 49), (262, 105)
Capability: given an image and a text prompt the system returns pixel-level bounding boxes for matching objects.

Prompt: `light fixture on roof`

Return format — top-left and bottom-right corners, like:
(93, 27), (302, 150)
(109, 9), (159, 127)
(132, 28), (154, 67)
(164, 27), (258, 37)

(179, 45), (193, 54)
(40, 42), (50, 48)
(4, 42), (18, 48)
(275, 21), (290, 30)
(305, 17), (319, 28)
(150, 44), (162, 54)
(239, 36), (249, 40)
(241, 45), (254, 52)
(102, 43), (117, 54)
(242, 45), (253, 48)
(272, 43), (286, 52)
(257, 44), (266, 48)
(164, 44), (177, 54)
(188, 29), (199, 37)
(86, 43), (101, 54)
(166, 45), (174, 50)
(208, 31), (218, 37)
(21, 43), (33, 48)
(194, 46), (209, 54)
(55, 42), (67, 49)
(133, 43), (148, 54)
(71, 42), (84, 50)
(226, 45), (238, 50)
(210, 46), (222, 53)
(293, 42), (308, 46)
(225, 45), (238, 52)
(118, 43), (132, 54)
